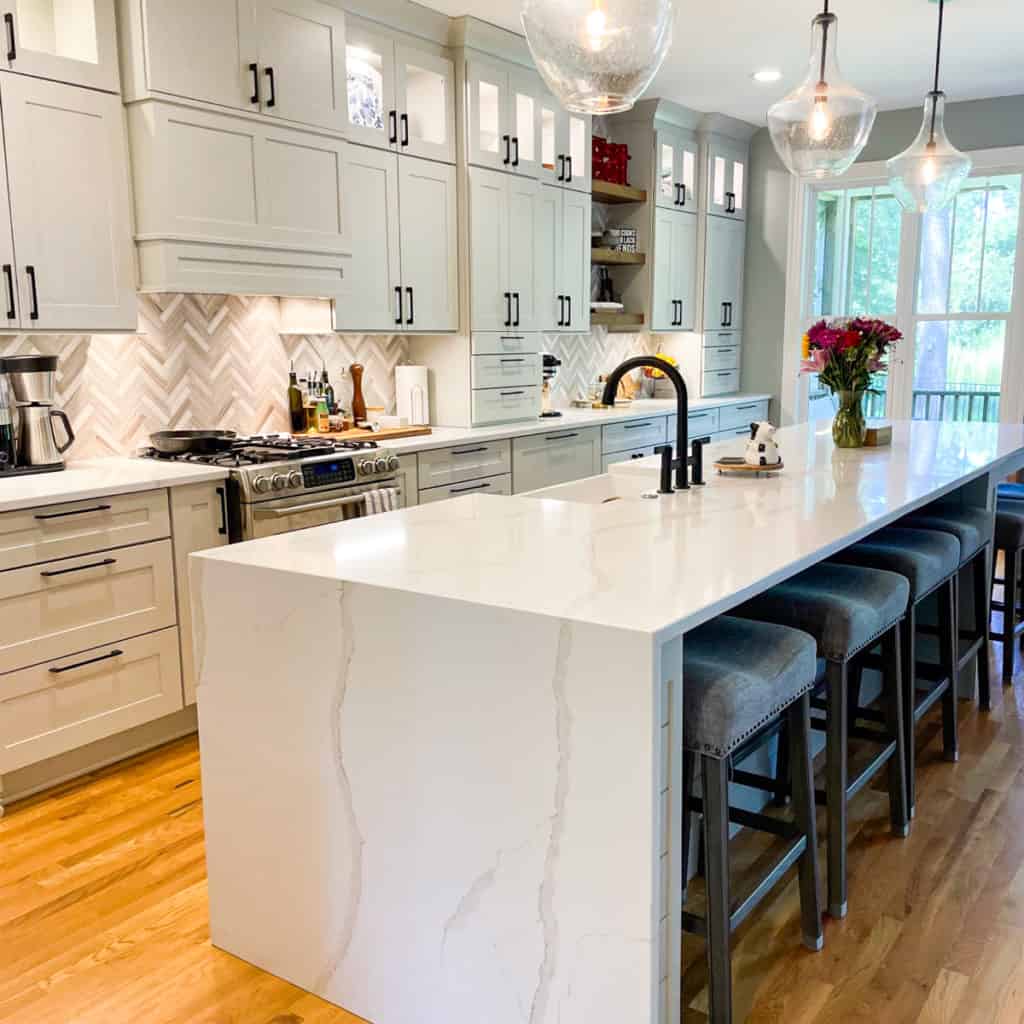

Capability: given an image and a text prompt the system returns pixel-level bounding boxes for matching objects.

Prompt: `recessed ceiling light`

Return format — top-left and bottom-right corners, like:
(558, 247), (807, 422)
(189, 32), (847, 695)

(752, 68), (783, 83)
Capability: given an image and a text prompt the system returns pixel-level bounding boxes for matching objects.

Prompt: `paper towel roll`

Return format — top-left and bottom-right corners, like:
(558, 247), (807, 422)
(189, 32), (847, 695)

(395, 365), (430, 425)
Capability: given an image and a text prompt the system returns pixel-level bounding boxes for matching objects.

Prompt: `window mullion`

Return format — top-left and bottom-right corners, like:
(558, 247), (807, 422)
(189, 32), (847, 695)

(977, 183), (990, 313)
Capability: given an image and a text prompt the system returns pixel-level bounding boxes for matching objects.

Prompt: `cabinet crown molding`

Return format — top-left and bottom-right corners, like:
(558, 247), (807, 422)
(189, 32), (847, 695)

(697, 112), (760, 143)
(610, 98), (702, 132)
(448, 16), (534, 67)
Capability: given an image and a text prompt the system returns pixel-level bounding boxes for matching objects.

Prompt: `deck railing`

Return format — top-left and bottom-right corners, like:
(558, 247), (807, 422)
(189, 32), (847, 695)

(817, 383), (1001, 423)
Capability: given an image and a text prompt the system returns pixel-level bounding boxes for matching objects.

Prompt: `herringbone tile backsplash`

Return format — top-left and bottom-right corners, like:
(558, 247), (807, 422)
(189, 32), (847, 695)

(0, 294), (657, 458)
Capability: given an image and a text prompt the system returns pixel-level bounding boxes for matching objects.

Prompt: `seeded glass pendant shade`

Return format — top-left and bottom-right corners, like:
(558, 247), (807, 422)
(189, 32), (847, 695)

(767, 2), (877, 178)
(887, 1), (971, 213)
(521, 0), (674, 114)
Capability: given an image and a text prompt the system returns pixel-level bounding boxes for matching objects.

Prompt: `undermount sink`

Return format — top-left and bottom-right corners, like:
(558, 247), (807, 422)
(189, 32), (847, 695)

(526, 473), (664, 505)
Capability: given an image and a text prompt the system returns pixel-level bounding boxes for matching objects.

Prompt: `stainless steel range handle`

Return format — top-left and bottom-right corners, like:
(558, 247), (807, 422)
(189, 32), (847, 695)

(252, 487), (398, 519)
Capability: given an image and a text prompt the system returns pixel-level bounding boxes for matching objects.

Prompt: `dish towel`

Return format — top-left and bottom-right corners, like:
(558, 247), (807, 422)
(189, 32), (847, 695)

(364, 487), (400, 515)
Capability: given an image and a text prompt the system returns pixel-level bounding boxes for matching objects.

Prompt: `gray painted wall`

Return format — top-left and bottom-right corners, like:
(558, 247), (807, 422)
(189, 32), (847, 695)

(741, 93), (1024, 409)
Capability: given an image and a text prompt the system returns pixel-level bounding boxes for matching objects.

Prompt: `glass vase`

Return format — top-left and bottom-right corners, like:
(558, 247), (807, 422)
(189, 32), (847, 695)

(832, 389), (866, 448)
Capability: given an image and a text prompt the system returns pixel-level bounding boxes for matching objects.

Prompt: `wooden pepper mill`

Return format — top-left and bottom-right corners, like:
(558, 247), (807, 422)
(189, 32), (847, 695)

(350, 363), (367, 424)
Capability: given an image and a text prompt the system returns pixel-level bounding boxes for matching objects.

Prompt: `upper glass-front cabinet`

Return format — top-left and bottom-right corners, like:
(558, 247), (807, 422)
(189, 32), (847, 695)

(654, 126), (698, 212)
(537, 89), (590, 191)
(1, 0), (119, 92)
(706, 137), (746, 220)
(467, 57), (541, 177)
(346, 17), (454, 163)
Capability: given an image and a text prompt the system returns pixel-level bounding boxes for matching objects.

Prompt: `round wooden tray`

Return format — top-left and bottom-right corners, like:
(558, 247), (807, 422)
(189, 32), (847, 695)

(714, 457), (785, 476)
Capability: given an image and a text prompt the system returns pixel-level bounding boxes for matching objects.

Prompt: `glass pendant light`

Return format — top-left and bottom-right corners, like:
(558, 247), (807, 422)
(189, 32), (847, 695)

(521, 0), (674, 114)
(767, 1), (877, 178)
(887, 0), (971, 213)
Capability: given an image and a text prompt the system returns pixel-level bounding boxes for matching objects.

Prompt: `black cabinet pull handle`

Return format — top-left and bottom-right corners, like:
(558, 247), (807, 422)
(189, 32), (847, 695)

(679, 183), (687, 207)
(50, 649), (124, 675)
(451, 446), (489, 456)
(725, 301), (734, 326)
(264, 66), (276, 107)
(26, 265), (38, 321)
(394, 285), (403, 324)
(500, 357), (525, 363)
(499, 390), (525, 396)
(565, 155), (573, 182)
(249, 62), (260, 104)
(623, 422), (654, 430)
(721, 301), (729, 327)
(512, 136), (519, 167)
(557, 294), (565, 327)
(449, 482), (491, 494)
(388, 110), (398, 144)
(674, 183), (681, 206)
(2, 263), (14, 320)
(40, 557), (117, 578)
(406, 286), (414, 325)
(566, 294), (571, 327)
(400, 113), (409, 147)
(717, 371), (732, 377)
(215, 486), (228, 536)
(503, 291), (512, 327)
(34, 503), (111, 520)
(502, 134), (510, 165)
(512, 291), (520, 327)
(4, 13), (14, 61)
(544, 432), (579, 441)
(557, 154), (565, 181)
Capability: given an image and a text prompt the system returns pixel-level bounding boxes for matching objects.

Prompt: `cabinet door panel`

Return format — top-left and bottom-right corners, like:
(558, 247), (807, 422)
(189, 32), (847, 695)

(671, 213), (698, 332)
(398, 156), (457, 331)
(507, 176), (538, 331)
(507, 67), (541, 178)
(2, 0), (119, 91)
(255, 0), (346, 132)
(512, 427), (600, 493)
(0, 142), (17, 328)
(344, 17), (396, 151)
(144, 0), (253, 109)
(537, 91), (560, 186)
(3, 76), (135, 330)
(469, 167), (508, 331)
(703, 215), (745, 331)
(395, 43), (454, 164)
(560, 189), (590, 332)
(534, 185), (561, 332)
(466, 58), (508, 171)
(335, 144), (399, 331)
(562, 110), (590, 191)
(651, 208), (676, 332)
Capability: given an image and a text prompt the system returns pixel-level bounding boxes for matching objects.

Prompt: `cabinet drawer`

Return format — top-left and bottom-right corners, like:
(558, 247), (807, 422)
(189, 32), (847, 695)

(602, 446), (657, 471)
(0, 627), (184, 773)
(716, 426), (753, 440)
(418, 474), (512, 503)
(471, 333), (540, 355)
(471, 387), (541, 426)
(0, 490), (171, 572)
(0, 539), (177, 675)
(704, 330), (738, 349)
(418, 440), (512, 489)
(602, 418), (667, 454)
(704, 346), (740, 372)
(719, 399), (770, 431)
(668, 408), (721, 440)
(703, 370), (740, 397)
(513, 427), (600, 494)
(471, 353), (541, 390)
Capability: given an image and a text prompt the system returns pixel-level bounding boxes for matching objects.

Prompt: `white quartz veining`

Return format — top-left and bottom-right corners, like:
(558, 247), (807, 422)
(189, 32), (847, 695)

(196, 420), (1024, 641)
(0, 457), (229, 512)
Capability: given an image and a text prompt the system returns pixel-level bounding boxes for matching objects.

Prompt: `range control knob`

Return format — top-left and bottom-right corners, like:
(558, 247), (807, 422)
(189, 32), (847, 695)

(287, 470), (303, 489)
(374, 457), (389, 473)
(358, 459), (375, 476)
(252, 475), (271, 494)
(271, 473), (287, 491)
(387, 455), (400, 471)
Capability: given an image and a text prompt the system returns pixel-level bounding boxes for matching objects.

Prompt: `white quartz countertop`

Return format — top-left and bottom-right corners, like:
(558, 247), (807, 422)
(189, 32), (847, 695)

(0, 457), (229, 513)
(195, 420), (1024, 641)
(383, 394), (772, 453)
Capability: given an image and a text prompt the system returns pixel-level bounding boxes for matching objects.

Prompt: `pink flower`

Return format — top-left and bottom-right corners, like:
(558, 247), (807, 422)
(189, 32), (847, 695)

(800, 349), (830, 374)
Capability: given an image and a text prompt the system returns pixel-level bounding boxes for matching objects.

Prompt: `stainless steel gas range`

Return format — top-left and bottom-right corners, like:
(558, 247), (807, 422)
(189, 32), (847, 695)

(140, 435), (405, 541)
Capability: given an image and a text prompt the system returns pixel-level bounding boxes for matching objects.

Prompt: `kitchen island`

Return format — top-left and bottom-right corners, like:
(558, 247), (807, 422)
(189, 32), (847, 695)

(190, 420), (1024, 1024)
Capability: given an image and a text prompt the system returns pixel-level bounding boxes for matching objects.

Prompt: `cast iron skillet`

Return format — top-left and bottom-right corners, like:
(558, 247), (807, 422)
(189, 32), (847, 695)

(149, 429), (237, 455)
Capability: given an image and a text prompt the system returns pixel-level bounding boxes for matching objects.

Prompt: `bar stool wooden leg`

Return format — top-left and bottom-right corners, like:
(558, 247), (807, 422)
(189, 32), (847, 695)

(1003, 547), (1019, 683)
(972, 551), (992, 711)
(701, 755), (733, 1024)
(681, 750), (695, 902)
(773, 720), (790, 807)
(788, 692), (824, 951)
(882, 625), (911, 838)
(939, 576), (959, 763)
(824, 660), (849, 919)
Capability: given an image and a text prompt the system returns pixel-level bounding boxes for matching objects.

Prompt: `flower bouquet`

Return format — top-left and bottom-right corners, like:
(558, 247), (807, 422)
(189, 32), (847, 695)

(644, 353), (679, 398)
(801, 317), (902, 447)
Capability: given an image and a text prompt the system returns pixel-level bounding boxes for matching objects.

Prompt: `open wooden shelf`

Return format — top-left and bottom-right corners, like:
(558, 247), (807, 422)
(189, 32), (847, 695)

(590, 310), (645, 332)
(590, 247), (645, 266)
(591, 180), (647, 205)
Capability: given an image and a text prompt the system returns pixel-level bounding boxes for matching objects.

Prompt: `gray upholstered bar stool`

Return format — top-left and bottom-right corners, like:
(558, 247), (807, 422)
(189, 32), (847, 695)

(733, 563), (910, 920)
(899, 503), (994, 709)
(828, 526), (961, 815)
(992, 502), (1024, 682)
(680, 616), (823, 1024)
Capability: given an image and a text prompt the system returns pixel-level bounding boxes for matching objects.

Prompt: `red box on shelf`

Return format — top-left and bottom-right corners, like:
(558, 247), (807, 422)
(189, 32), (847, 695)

(592, 136), (630, 186)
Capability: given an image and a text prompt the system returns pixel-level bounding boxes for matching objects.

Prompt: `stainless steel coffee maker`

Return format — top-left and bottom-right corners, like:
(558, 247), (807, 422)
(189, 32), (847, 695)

(0, 355), (75, 473)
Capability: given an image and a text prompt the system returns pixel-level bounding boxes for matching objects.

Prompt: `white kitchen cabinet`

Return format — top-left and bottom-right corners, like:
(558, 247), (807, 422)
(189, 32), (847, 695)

(469, 166), (537, 332)
(602, 417), (667, 454)
(703, 368), (740, 396)
(654, 126), (698, 212)
(651, 208), (698, 333)
(345, 16), (454, 163)
(169, 482), (228, 705)
(2, 75), (136, 330)
(471, 385), (540, 425)
(718, 398), (769, 431)
(538, 89), (590, 191)
(706, 135), (747, 220)
(466, 56), (542, 177)
(394, 454), (418, 507)
(418, 439), (511, 489)
(471, 352), (540, 389)
(507, 66), (541, 178)
(535, 184), (591, 333)
(702, 214), (745, 332)
(512, 426), (600, 493)
(419, 473), (512, 502)
(602, 446), (657, 471)
(1, 0), (119, 91)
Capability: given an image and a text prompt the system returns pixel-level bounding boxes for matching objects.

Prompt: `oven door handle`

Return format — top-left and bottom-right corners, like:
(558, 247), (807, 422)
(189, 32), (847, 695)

(252, 487), (398, 519)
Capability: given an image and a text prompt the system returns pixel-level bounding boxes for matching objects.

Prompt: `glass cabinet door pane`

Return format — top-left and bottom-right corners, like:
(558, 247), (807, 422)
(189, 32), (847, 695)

(16, 0), (97, 63)
(515, 92), (535, 162)
(541, 104), (556, 172)
(659, 143), (674, 201)
(568, 116), (586, 180)
(732, 161), (744, 211)
(682, 150), (696, 199)
(713, 156), (726, 207)
(477, 78), (501, 155)
(404, 63), (447, 148)
(347, 40), (389, 140)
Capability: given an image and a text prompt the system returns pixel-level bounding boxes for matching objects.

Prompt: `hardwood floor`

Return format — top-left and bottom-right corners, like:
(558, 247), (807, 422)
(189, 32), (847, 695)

(1, 641), (1023, 1022)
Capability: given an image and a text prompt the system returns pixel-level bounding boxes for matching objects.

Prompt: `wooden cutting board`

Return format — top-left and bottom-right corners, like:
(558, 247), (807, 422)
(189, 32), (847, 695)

(292, 425), (433, 442)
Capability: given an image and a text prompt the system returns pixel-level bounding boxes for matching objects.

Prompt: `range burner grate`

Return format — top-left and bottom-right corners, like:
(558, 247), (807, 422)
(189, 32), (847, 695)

(138, 433), (379, 466)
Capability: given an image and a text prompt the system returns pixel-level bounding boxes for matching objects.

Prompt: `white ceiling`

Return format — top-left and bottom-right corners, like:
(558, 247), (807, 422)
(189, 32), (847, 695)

(420, 0), (1024, 125)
